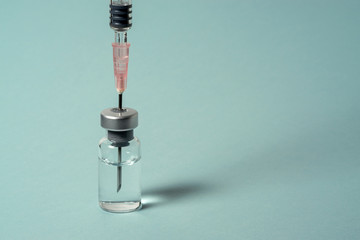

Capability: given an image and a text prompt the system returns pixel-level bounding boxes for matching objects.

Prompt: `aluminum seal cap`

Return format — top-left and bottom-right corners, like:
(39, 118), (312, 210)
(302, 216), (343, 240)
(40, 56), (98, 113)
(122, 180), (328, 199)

(100, 107), (138, 131)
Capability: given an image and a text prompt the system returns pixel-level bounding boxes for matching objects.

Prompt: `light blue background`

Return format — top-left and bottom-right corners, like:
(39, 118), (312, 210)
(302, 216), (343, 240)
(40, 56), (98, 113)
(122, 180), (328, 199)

(1, 0), (359, 239)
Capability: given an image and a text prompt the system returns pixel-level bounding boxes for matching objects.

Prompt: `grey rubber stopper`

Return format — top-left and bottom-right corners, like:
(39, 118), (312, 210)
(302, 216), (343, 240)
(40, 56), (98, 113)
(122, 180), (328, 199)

(100, 107), (138, 131)
(108, 130), (133, 146)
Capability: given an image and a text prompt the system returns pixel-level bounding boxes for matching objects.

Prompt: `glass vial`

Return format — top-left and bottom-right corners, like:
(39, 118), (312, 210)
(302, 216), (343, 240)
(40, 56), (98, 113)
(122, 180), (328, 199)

(98, 108), (141, 213)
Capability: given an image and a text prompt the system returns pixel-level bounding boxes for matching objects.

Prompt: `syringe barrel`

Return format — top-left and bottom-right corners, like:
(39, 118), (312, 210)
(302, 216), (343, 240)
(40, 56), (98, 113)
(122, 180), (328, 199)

(110, 1), (132, 31)
(111, 0), (132, 5)
(112, 42), (130, 93)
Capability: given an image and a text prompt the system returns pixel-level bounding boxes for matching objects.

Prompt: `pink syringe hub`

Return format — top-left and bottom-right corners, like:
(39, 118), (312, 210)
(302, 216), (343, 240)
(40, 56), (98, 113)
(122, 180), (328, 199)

(112, 42), (130, 93)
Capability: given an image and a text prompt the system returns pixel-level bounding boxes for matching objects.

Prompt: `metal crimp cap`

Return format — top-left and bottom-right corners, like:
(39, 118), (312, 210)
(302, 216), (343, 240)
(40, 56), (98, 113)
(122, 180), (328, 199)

(100, 107), (138, 131)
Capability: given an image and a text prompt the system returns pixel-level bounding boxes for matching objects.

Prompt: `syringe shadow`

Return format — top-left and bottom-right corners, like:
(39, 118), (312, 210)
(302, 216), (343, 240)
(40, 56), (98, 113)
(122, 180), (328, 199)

(142, 183), (211, 210)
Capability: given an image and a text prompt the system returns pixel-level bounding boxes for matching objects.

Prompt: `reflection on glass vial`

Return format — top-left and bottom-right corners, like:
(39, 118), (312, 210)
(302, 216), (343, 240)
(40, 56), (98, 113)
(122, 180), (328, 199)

(98, 136), (141, 213)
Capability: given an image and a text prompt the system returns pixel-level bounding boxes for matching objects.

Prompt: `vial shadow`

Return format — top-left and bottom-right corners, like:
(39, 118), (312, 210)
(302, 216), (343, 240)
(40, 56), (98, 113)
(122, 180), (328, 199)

(142, 183), (211, 210)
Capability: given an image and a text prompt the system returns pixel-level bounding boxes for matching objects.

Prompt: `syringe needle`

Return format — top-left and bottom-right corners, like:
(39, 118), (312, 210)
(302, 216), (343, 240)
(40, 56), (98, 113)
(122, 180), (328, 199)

(117, 93), (123, 192)
(117, 147), (122, 192)
(119, 92), (123, 109)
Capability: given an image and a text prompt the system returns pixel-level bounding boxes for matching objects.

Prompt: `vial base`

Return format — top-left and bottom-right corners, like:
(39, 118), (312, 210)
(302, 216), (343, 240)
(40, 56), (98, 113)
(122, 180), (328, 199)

(99, 201), (142, 213)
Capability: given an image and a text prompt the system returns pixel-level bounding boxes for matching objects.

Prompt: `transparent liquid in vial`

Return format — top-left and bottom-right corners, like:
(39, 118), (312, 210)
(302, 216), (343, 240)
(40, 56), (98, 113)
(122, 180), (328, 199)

(98, 148), (141, 213)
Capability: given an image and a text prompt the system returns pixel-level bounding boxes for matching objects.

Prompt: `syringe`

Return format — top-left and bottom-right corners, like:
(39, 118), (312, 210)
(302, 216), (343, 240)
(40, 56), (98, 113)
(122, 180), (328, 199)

(110, 0), (132, 94)
(109, 0), (133, 192)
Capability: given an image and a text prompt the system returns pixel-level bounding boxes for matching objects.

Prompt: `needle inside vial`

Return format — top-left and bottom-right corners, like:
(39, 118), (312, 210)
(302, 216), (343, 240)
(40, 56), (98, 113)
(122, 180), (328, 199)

(117, 93), (123, 192)
(117, 147), (122, 192)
